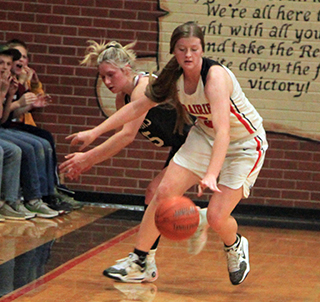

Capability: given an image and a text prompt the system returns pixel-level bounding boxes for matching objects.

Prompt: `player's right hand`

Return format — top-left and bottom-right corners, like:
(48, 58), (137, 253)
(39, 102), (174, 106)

(65, 129), (96, 151)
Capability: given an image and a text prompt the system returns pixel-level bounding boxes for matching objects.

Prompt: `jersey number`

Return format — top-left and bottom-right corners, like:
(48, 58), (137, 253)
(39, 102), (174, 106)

(141, 131), (164, 147)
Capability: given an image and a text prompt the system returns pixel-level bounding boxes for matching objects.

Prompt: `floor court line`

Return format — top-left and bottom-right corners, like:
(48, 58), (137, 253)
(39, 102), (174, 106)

(0, 225), (140, 302)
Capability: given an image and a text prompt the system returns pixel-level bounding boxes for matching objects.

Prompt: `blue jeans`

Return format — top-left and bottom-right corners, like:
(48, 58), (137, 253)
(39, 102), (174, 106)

(10, 123), (59, 185)
(0, 139), (21, 205)
(12, 129), (55, 196)
(0, 128), (43, 201)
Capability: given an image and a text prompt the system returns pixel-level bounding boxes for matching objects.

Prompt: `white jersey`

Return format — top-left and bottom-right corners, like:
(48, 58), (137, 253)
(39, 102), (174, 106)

(177, 58), (263, 142)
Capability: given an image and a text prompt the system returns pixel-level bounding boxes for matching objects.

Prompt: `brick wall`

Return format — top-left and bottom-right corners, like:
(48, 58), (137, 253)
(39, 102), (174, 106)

(1, 0), (319, 209)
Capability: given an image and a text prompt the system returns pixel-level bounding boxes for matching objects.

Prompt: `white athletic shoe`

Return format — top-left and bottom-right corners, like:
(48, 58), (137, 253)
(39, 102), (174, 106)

(103, 250), (158, 283)
(188, 208), (209, 255)
(224, 234), (250, 285)
(146, 249), (158, 281)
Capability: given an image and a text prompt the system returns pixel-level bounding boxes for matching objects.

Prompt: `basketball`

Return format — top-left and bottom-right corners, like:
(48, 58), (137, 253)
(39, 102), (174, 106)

(155, 196), (200, 241)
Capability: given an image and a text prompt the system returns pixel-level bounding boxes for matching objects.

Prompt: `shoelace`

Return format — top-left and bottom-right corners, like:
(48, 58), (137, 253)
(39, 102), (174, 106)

(32, 199), (43, 207)
(116, 253), (137, 268)
(226, 247), (240, 272)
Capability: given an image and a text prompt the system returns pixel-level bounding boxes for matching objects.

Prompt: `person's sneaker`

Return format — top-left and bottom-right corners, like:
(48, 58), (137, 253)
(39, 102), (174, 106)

(43, 195), (73, 215)
(113, 283), (158, 302)
(56, 184), (75, 196)
(0, 203), (26, 220)
(54, 188), (83, 210)
(224, 234), (250, 285)
(146, 249), (158, 282)
(25, 199), (59, 219)
(103, 252), (157, 283)
(188, 208), (209, 255)
(12, 202), (36, 219)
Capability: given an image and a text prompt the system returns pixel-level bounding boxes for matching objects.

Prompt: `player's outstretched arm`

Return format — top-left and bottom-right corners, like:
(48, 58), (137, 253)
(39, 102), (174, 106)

(60, 110), (147, 179)
(66, 95), (155, 151)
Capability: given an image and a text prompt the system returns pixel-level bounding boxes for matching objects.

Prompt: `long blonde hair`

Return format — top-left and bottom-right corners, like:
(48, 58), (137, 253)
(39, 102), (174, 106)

(81, 40), (137, 69)
(145, 22), (205, 134)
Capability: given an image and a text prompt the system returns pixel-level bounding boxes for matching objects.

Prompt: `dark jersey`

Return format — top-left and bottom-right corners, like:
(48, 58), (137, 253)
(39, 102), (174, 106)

(124, 74), (195, 166)
(200, 58), (221, 86)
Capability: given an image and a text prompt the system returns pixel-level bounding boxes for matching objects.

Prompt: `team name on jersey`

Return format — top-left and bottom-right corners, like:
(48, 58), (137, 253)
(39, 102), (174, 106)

(181, 103), (211, 115)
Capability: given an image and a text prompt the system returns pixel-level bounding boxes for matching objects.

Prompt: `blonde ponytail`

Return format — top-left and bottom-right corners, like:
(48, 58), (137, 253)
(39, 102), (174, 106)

(81, 40), (137, 69)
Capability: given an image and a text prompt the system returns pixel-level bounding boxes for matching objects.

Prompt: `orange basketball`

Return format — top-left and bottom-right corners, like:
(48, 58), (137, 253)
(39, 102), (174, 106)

(155, 196), (199, 241)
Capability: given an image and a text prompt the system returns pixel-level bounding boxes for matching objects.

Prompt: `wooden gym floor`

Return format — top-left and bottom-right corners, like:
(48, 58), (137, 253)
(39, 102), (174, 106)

(0, 204), (319, 302)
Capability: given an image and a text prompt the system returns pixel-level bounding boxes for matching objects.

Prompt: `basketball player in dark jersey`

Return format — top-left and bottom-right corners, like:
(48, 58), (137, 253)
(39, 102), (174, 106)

(59, 40), (200, 282)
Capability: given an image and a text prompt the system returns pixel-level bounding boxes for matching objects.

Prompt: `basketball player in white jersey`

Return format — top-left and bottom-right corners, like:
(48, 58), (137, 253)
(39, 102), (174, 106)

(75, 21), (268, 285)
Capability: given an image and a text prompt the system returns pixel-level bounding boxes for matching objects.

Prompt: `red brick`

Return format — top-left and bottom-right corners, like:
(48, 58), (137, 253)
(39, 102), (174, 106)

(268, 179), (296, 189)
(81, 8), (109, 17)
(47, 65), (74, 76)
(53, 5), (81, 15)
(96, 0), (124, 9)
(0, 2), (23, 11)
(269, 159), (298, 170)
(107, 29), (136, 41)
(78, 27), (107, 38)
(259, 168), (283, 179)
(50, 25), (77, 36)
(313, 173), (320, 182)
(281, 190), (310, 200)
(36, 14), (64, 24)
(67, 0), (96, 6)
(141, 160), (164, 170)
(60, 76), (88, 86)
(111, 10), (137, 20)
(125, 169), (153, 179)
(296, 181), (320, 192)
(268, 139), (300, 150)
(22, 23), (49, 34)
(311, 192), (320, 201)
(284, 150), (313, 161)
(123, 21), (150, 31)
(125, 1), (153, 11)
(127, 149), (155, 159)
(109, 177), (138, 188)
(45, 84), (73, 96)
(65, 16), (92, 26)
(24, 3), (52, 14)
(49, 46), (77, 56)
(8, 11), (35, 22)
(39, 0), (64, 4)
(0, 21), (20, 31)
(283, 170), (312, 181)
(298, 161), (320, 171)
(112, 158), (140, 169)
(253, 188), (281, 198)
(94, 18), (121, 30)
(34, 34), (62, 45)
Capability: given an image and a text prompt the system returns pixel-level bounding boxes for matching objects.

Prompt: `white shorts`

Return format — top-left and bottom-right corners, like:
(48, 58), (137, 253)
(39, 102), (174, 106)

(173, 125), (268, 198)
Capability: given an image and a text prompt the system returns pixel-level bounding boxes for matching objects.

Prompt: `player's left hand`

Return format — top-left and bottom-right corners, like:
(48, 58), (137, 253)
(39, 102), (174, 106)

(59, 152), (93, 180)
(197, 174), (221, 197)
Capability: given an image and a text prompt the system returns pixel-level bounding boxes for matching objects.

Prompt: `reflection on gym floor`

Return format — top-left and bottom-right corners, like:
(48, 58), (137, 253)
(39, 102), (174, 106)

(0, 205), (319, 302)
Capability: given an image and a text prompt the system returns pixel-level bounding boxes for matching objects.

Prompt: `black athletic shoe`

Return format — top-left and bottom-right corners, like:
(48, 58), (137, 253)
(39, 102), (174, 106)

(43, 195), (73, 215)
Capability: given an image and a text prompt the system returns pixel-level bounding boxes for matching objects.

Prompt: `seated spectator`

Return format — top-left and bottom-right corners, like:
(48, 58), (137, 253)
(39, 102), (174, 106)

(0, 46), (35, 220)
(0, 44), (60, 218)
(6, 39), (82, 210)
